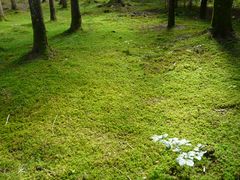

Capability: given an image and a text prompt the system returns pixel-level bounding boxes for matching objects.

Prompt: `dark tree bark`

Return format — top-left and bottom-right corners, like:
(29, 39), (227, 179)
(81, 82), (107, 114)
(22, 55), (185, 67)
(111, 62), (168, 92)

(168, 0), (175, 28)
(183, 0), (186, 8)
(200, 0), (207, 19)
(68, 0), (81, 32)
(49, 0), (56, 21)
(28, 0), (48, 54)
(61, 0), (67, 8)
(0, 0), (4, 21)
(175, 0), (178, 8)
(11, 0), (17, 10)
(211, 0), (233, 37)
(188, 0), (192, 8)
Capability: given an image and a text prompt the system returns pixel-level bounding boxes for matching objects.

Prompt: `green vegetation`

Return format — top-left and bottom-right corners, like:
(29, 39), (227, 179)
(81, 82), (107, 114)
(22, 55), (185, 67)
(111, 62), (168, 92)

(0, 1), (240, 179)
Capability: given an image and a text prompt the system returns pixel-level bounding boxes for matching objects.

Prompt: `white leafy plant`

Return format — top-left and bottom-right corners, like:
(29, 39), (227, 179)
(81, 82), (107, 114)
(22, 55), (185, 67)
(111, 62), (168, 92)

(151, 134), (207, 167)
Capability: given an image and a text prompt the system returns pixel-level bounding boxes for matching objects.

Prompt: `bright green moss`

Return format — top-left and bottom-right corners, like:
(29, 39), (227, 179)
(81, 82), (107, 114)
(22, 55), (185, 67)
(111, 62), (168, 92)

(0, 1), (239, 179)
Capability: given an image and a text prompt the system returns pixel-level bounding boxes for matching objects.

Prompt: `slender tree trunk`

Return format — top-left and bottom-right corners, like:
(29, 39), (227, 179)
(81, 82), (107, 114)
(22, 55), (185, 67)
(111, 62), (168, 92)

(183, 0), (186, 7)
(211, 0), (233, 37)
(168, 0), (175, 28)
(175, 0), (178, 8)
(68, 0), (81, 32)
(28, 0), (48, 54)
(49, 0), (56, 21)
(11, 0), (17, 10)
(61, 0), (67, 8)
(200, 0), (207, 19)
(0, 0), (4, 21)
(188, 0), (192, 8)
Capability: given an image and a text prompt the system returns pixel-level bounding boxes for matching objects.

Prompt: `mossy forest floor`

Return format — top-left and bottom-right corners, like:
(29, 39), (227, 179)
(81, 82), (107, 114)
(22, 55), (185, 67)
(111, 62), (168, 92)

(0, 1), (240, 179)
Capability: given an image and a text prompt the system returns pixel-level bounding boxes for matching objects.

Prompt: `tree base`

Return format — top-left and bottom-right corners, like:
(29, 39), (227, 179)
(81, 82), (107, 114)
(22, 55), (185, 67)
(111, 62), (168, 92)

(210, 28), (235, 39)
(98, 0), (129, 7)
(64, 27), (82, 34)
(18, 47), (53, 63)
(0, 17), (6, 21)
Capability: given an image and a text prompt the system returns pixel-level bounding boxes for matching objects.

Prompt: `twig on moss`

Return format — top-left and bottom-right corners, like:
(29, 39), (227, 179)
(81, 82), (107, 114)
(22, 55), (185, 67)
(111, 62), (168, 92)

(52, 114), (58, 134)
(5, 114), (10, 125)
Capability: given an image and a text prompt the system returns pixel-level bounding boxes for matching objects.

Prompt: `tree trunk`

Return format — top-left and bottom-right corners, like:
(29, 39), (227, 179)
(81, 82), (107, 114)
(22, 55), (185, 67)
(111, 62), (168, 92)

(68, 0), (81, 32)
(0, 0), (4, 21)
(200, 0), (207, 19)
(168, 0), (175, 28)
(175, 0), (178, 8)
(61, 0), (67, 8)
(183, 0), (186, 8)
(211, 0), (233, 37)
(11, 0), (17, 10)
(28, 0), (48, 54)
(188, 0), (192, 8)
(49, 0), (56, 21)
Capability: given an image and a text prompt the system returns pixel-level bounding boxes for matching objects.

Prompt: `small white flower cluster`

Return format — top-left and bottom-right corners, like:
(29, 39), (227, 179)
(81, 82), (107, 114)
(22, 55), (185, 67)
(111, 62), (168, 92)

(176, 144), (206, 167)
(151, 134), (207, 167)
(151, 134), (191, 152)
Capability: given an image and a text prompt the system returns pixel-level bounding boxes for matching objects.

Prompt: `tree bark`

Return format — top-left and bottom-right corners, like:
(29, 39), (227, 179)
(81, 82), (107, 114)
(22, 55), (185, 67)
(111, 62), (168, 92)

(168, 0), (175, 28)
(49, 0), (56, 21)
(200, 0), (207, 19)
(183, 0), (186, 8)
(211, 0), (233, 37)
(0, 0), (4, 21)
(61, 0), (67, 8)
(28, 0), (48, 54)
(68, 0), (81, 32)
(11, 0), (17, 10)
(175, 0), (178, 8)
(188, 0), (192, 8)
